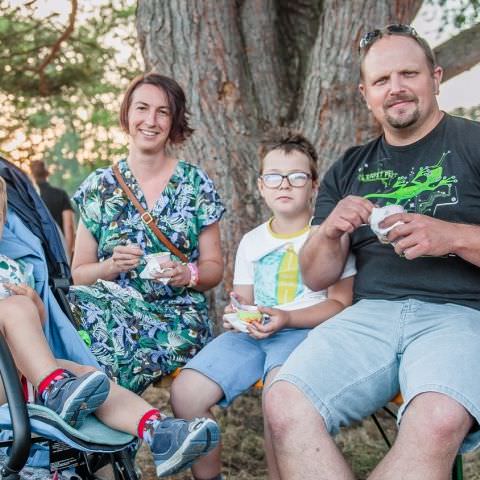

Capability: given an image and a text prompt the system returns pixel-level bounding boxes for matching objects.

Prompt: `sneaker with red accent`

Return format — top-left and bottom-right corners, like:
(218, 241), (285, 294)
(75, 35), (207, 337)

(41, 370), (110, 428)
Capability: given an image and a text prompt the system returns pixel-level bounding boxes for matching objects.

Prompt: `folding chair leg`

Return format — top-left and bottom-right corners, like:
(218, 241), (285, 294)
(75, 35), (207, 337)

(452, 454), (463, 480)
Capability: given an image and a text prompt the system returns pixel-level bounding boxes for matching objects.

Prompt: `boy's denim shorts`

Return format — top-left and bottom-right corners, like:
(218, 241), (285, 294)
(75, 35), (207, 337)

(184, 328), (309, 407)
(273, 299), (480, 453)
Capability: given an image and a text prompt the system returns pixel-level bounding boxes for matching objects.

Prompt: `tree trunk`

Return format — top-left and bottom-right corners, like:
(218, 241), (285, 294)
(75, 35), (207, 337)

(135, 0), (423, 319)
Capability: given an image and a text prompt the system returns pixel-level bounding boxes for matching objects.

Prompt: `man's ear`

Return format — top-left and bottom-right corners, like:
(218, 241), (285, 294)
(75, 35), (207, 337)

(433, 66), (443, 95)
(359, 84), (371, 110)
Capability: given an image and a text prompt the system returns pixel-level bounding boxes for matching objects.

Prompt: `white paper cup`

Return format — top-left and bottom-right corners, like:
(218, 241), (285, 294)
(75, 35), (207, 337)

(369, 205), (405, 244)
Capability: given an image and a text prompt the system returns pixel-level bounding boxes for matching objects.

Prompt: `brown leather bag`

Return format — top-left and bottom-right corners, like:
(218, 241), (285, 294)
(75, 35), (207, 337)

(112, 163), (188, 263)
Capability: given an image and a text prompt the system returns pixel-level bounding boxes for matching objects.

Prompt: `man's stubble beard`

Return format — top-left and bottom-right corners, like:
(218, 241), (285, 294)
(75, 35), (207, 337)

(384, 104), (420, 129)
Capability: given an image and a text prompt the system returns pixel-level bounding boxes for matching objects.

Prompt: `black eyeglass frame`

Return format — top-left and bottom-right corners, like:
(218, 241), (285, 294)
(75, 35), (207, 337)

(260, 172), (312, 189)
(359, 24), (419, 52)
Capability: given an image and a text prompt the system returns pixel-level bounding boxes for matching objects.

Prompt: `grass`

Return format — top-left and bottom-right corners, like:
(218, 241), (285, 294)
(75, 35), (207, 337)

(136, 386), (480, 480)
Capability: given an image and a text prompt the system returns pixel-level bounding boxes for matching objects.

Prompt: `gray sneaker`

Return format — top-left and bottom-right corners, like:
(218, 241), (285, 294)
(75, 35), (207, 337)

(151, 417), (220, 477)
(41, 370), (110, 428)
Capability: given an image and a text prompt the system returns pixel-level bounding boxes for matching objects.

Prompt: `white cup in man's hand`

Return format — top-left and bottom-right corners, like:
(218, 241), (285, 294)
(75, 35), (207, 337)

(369, 205), (405, 244)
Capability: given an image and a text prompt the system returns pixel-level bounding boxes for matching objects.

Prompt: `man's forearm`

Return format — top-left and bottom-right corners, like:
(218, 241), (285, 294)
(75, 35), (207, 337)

(299, 225), (349, 291)
(451, 224), (480, 267)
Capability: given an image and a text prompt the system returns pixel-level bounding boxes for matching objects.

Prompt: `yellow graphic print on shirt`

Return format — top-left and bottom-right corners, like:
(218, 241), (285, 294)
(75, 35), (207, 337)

(254, 243), (303, 307)
(276, 244), (299, 304)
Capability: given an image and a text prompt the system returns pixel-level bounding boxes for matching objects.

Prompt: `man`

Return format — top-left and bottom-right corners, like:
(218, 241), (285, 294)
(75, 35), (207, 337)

(265, 25), (480, 480)
(30, 160), (76, 260)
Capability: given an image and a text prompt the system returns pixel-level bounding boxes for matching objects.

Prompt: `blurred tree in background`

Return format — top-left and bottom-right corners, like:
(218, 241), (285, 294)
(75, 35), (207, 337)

(0, 0), (141, 193)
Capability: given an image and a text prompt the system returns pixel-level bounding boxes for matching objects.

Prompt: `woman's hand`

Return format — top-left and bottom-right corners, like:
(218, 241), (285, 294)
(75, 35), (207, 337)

(4, 283), (46, 324)
(153, 260), (191, 287)
(246, 306), (290, 340)
(110, 244), (143, 275)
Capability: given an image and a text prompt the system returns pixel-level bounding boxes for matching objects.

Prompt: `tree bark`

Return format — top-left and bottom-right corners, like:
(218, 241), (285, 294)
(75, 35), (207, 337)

(136, 0), (442, 318)
(434, 23), (480, 82)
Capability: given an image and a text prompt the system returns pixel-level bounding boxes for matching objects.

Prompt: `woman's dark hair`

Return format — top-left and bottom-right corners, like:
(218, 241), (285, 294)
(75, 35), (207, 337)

(119, 73), (194, 144)
(258, 129), (319, 182)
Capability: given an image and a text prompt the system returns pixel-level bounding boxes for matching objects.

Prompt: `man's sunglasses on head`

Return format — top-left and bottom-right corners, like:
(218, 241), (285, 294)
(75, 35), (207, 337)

(359, 24), (418, 52)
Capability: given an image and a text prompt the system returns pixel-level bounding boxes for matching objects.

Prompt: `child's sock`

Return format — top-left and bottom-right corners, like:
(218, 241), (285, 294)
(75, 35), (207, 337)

(38, 368), (67, 402)
(138, 409), (165, 444)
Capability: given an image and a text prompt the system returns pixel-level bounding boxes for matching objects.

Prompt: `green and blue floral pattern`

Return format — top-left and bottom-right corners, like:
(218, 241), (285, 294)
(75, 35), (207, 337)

(68, 159), (225, 394)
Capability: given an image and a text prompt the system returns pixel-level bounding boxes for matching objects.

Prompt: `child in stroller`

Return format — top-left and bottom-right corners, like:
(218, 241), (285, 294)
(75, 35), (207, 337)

(0, 175), (220, 478)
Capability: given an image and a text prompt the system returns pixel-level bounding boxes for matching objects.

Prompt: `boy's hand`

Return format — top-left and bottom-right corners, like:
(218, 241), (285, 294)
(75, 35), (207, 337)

(229, 291), (250, 310)
(4, 283), (46, 324)
(247, 306), (290, 339)
(222, 314), (235, 330)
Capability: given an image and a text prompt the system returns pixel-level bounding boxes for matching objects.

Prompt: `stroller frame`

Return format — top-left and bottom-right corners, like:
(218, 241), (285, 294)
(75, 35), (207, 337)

(0, 156), (139, 479)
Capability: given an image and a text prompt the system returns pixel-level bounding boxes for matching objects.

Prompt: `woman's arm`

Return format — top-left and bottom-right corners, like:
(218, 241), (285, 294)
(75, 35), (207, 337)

(61, 209), (76, 260)
(152, 222), (224, 291)
(192, 222), (224, 291)
(71, 222), (142, 285)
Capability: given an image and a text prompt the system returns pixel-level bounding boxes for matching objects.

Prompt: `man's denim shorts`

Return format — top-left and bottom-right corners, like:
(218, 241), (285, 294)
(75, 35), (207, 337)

(184, 328), (309, 407)
(273, 299), (480, 453)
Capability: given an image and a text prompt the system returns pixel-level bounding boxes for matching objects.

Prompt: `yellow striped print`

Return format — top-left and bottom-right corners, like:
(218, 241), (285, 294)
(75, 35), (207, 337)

(275, 244), (299, 304)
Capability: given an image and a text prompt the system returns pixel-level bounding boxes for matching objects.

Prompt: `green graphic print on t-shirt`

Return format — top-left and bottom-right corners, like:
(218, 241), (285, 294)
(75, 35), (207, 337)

(358, 151), (458, 215)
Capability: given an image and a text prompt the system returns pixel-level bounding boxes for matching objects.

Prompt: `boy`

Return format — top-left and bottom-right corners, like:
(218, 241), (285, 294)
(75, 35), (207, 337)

(170, 131), (355, 480)
(0, 176), (219, 478)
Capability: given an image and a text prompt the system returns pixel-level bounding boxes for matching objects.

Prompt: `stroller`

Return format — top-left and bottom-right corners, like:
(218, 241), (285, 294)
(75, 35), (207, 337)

(0, 156), (139, 480)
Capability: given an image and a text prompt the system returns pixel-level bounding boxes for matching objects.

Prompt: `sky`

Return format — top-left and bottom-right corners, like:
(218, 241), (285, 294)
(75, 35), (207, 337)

(413, 2), (480, 111)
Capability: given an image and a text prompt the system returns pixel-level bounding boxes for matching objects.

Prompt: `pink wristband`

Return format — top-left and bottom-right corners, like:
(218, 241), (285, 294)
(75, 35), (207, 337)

(187, 262), (199, 288)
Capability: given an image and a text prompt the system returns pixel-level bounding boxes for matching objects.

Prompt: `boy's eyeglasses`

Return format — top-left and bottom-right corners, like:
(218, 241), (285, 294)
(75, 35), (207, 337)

(260, 172), (312, 189)
(359, 24), (418, 52)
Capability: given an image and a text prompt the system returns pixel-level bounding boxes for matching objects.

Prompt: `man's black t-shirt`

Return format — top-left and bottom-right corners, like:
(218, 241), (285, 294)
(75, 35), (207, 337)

(37, 181), (73, 231)
(314, 114), (480, 310)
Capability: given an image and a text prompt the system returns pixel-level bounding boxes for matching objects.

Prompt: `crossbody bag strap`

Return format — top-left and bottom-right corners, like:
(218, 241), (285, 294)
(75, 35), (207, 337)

(112, 163), (188, 263)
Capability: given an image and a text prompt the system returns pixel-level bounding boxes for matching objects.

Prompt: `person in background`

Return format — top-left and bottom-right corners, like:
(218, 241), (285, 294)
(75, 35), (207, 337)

(30, 160), (76, 260)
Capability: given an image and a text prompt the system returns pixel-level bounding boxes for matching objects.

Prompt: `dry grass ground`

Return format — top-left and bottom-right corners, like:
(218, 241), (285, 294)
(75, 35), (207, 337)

(136, 386), (480, 480)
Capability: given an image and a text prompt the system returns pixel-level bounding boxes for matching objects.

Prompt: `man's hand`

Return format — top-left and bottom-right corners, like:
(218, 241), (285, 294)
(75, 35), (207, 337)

(4, 283), (46, 324)
(384, 213), (456, 259)
(246, 306), (290, 340)
(322, 196), (374, 239)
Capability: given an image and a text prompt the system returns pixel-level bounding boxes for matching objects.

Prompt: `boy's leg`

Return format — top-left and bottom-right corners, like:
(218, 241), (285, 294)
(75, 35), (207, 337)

(171, 331), (267, 480)
(0, 296), (58, 385)
(0, 297), (109, 427)
(61, 360), (221, 478)
(171, 369), (224, 480)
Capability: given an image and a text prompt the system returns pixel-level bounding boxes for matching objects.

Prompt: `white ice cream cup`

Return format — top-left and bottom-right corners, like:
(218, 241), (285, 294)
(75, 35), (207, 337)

(369, 205), (405, 244)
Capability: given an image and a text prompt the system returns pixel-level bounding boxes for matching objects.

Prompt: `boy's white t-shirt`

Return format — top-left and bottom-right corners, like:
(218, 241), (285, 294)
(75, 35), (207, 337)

(234, 220), (356, 311)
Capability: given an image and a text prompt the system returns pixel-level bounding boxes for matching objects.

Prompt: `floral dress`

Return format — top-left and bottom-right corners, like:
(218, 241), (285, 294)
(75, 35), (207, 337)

(68, 159), (225, 394)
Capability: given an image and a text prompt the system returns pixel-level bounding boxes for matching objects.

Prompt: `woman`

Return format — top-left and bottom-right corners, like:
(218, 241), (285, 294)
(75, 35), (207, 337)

(68, 73), (225, 394)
